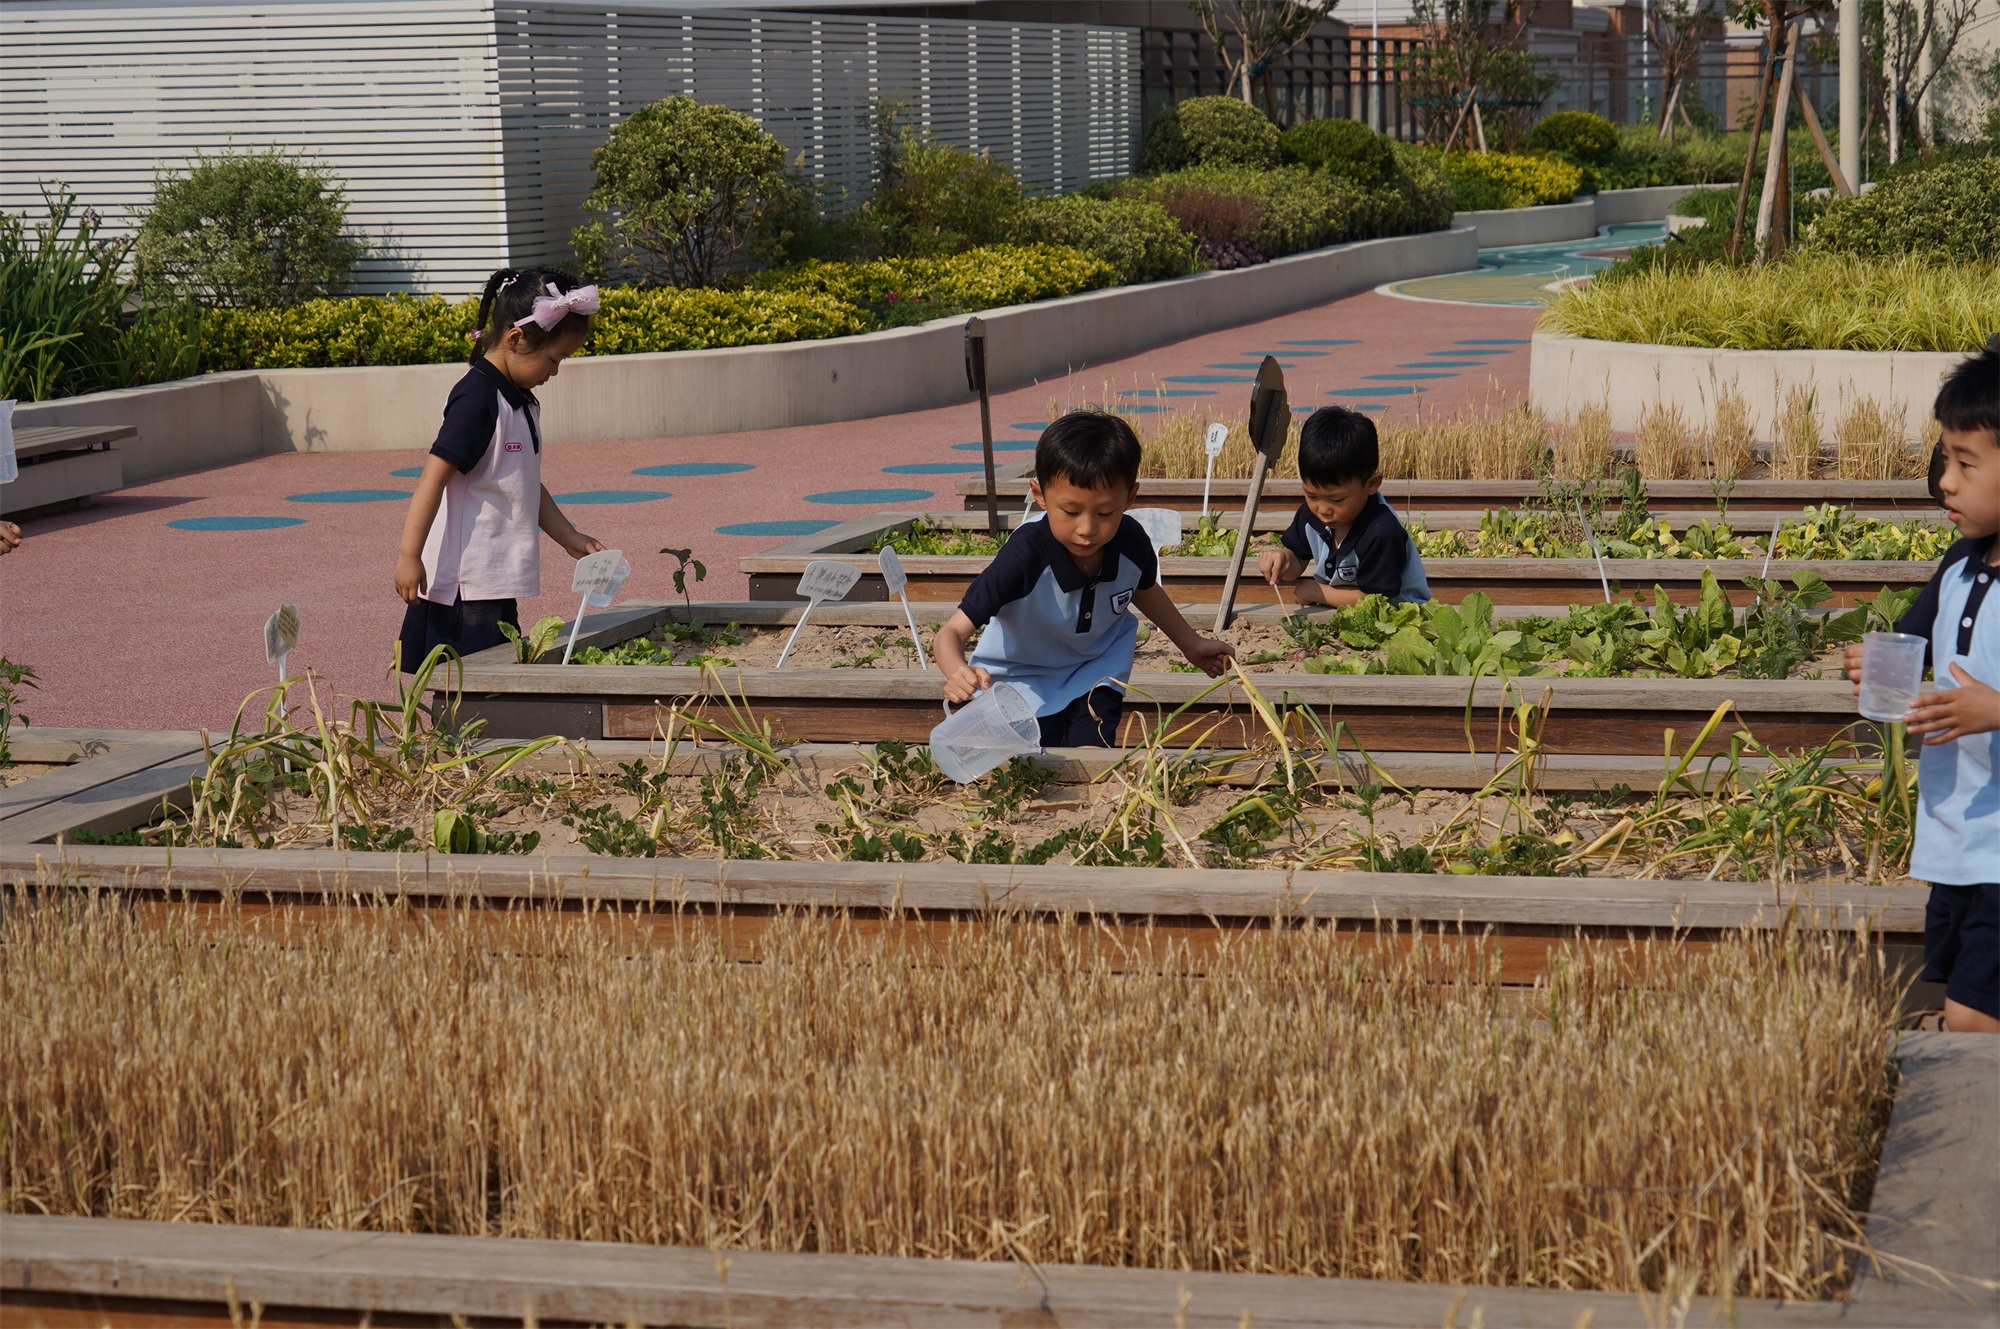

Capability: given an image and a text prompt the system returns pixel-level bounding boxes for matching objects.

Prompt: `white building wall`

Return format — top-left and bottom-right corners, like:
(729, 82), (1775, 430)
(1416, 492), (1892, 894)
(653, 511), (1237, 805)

(0, 0), (1140, 297)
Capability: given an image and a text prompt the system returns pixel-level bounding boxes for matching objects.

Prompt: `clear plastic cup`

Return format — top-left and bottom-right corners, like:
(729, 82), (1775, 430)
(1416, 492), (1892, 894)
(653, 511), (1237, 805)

(1858, 630), (1927, 722)
(929, 681), (1042, 783)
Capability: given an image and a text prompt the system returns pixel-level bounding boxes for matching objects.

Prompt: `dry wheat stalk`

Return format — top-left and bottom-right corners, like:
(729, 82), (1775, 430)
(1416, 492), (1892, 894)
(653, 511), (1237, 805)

(0, 896), (1896, 1299)
(1834, 397), (1917, 480)
(1771, 385), (1822, 479)
(1704, 385), (1756, 482)
(1634, 402), (1697, 480)
(1552, 402), (1614, 479)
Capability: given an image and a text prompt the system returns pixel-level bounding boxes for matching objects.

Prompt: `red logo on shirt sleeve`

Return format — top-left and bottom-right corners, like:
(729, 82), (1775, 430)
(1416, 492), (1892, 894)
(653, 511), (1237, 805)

(503, 440), (524, 453)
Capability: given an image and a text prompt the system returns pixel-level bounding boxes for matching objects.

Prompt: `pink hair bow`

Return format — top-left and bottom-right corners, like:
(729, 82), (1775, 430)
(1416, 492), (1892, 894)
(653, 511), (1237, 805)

(514, 281), (601, 330)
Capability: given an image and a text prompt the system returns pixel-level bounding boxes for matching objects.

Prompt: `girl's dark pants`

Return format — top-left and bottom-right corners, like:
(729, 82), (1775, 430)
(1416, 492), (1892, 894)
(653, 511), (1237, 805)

(398, 595), (519, 671)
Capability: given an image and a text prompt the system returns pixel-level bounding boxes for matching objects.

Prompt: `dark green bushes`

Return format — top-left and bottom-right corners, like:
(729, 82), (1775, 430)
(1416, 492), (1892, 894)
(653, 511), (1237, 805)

(1140, 96), (1282, 172)
(1808, 157), (2000, 262)
(1527, 111), (1619, 164)
(134, 150), (367, 307)
(1280, 118), (1397, 189)
(1011, 195), (1199, 284)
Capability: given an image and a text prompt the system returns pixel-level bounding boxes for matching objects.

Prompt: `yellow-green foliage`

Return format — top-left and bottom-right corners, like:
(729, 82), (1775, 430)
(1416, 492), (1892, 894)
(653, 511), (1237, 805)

(752, 243), (1115, 310)
(1541, 252), (1997, 353)
(1439, 150), (1582, 210)
(198, 244), (1112, 371)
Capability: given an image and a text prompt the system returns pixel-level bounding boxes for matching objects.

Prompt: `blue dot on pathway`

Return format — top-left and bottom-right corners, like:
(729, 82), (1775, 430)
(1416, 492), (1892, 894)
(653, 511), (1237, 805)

(952, 439), (1036, 451)
(554, 490), (671, 504)
(717, 519), (841, 537)
(1242, 349), (1328, 357)
(1425, 350), (1489, 358)
(633, 462), (755, 477)
(1365, 372), (1457, 381)
(1455, 339), (1529, 345)
(1010, 422), (1050, 433)
(1404, 361), (1485, 369)
(287, 489), (410, 503)
(1113, 404), (1169, 413)
(1332, 385), (1426, 396)
(390, 467), (425, 478)
(169, 516), (307, 531)
(805, 487), (934, 505)
(884, 462), (986, 474)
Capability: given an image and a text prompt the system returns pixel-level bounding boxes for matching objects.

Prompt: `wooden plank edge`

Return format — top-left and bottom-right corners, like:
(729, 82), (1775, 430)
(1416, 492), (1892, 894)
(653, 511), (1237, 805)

(0, 846), (1929, 934)
(0, 737), (205, 826)
(0, 1213), (1976, 1329)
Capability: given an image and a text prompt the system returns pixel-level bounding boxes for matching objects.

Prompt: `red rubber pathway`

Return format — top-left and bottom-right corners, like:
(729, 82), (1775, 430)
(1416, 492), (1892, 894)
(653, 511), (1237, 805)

(3, 289), (1535, 731)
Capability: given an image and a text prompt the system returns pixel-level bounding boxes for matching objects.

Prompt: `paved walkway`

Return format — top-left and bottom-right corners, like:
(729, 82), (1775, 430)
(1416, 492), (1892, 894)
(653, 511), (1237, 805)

(5, 286), (1538, 731)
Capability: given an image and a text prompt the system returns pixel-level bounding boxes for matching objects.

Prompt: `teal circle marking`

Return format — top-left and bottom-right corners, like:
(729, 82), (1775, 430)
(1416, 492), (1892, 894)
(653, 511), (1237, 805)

(717, 519), (840, 537)
(1365, 372), (1456, 381)
(1241, 349), (1328, 357)
(169, 516), (306, 531)
(1403, 360), (1485, 369)
(952, 439), (1036, 451)
(1113, 404), (1169, 413)
(805, 487), (934, 505)
(1165, 374), (1255, 384)
(390, 466), (425, 478)
(287, 489), (410, 503)
(553, 489), (670, 504)
(1331, 385), (1425, 396)
(633, 462), (754, 477)
(1009, 421), (1050, 432)
(885, 462), (985, 474)
(1455, 338), (1529, 345)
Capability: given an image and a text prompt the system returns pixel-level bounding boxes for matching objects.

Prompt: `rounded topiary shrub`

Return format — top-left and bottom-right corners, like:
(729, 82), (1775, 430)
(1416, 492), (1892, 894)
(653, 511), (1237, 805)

(134, 149), (367, 308)
(1806, 157), (2000, 262)
(1141, 96), (1280, 173)
(1527, 111), (1620, 165)
(1280, 118), (1397, 189)
(1013, 194), (1199, 284)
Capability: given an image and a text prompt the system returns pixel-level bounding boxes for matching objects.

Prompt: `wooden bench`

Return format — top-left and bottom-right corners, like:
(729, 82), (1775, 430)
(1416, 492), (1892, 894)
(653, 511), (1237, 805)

(1, 424), (133, 517)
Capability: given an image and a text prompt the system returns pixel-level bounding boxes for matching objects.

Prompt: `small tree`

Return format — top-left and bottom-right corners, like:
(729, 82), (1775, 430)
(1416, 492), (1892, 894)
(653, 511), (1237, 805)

(1187, 0), (1340, 109)
(573, 97), (795, 288)
(1647, 0), (1717, 138)
(135, 150), (366, 307)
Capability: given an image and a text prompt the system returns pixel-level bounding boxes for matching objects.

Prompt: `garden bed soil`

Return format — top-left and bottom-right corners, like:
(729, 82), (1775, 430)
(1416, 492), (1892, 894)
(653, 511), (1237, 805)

(740, 513), (1934, 606)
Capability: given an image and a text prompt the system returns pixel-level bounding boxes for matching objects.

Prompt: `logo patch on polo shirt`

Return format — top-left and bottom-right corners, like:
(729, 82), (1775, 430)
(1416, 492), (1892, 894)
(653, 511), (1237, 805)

(1110, 588), (1133, 616)
(504, 440), (524, 453)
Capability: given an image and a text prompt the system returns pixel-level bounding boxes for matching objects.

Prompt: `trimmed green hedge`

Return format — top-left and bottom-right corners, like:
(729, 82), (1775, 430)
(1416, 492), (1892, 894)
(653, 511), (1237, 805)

(1140, 96), (1282, 173)
(1119, 150), (1452, 260)
(198, 244), (1115, 372)
(1011, 195), (1200, 284)
(1434, 151), (1582, 210)
(1280, 118), (1397, 189)
(1807, 158), (2000, 262)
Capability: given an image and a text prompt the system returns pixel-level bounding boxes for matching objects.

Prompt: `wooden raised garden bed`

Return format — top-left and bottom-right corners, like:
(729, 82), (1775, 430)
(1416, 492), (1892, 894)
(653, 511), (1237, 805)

(741, 512), (1933, 607)
(957, 461), (1937, 517)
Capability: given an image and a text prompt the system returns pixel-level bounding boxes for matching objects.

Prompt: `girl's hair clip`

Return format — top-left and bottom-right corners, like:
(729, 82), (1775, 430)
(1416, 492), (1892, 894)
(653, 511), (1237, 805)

(499, 272), (520, 290)
(466, 330), (480, 344)
(513, 281), (601, 330)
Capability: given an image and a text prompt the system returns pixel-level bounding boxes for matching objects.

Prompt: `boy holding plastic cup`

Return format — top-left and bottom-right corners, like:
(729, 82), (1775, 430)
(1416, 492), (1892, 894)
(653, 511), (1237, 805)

(934, 411), (1234, 746)
(1844, 340), (2000, 1034)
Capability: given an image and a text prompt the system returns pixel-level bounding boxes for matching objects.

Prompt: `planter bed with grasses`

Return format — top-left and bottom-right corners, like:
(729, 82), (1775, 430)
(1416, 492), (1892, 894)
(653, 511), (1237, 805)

(3, 855), (1985, 1323)
(741, 511), (1933, 607)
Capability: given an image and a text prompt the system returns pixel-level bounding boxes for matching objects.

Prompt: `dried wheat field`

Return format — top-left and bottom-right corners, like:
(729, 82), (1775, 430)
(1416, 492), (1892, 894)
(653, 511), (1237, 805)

(0, 895), (1898, 1299)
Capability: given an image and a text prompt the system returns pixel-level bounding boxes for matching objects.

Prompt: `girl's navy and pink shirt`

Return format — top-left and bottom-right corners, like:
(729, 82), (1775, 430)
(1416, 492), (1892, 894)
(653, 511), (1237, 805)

(419, 358), (544, 606)
(1898, 533), (2000, 886)
(961, 515), (1156, 718)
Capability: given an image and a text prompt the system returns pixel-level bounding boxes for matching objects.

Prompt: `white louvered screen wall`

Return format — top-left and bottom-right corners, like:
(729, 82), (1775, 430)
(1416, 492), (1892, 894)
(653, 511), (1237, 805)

(1, 1), (1141, 297)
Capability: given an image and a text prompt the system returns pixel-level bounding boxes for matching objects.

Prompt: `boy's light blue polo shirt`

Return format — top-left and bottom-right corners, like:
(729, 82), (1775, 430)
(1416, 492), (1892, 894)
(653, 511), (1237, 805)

(962, 514), (1157, 718)
(1898, 534), (2000, 886)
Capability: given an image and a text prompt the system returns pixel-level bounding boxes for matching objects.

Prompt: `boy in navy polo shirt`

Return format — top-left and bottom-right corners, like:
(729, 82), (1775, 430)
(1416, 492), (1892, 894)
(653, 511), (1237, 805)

(933, 411), (1235, 747)
(1256, 406), (1431, 606)
(1846, 341), (2000, 1034)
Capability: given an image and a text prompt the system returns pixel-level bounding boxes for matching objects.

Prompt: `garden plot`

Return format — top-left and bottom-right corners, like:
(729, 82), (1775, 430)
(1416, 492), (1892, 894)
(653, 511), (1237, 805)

(742, 510), (1936, 607)
(0, 889), (1939, 1311)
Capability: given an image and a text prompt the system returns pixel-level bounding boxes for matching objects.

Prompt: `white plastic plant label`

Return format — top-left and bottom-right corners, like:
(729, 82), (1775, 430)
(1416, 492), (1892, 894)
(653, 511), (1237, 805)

(796, 559), (861, 603)
(1204, 422), (1228, 459)
(1129, 507), (1183, 555)
(264, 603), (300, 665)
(878, 546), (908, 597)
(572, 549), (632, 608)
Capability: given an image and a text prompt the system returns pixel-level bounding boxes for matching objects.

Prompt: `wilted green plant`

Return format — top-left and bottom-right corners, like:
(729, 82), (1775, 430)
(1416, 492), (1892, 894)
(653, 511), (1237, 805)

(0, 658), (36, 767)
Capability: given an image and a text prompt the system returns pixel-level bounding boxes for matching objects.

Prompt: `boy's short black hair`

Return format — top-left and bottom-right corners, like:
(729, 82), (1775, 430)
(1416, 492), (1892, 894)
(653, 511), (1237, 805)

(1928, 337), (2000, 503)
(1297, 406), (1380, 486)
(1035, 410), (1142, 491)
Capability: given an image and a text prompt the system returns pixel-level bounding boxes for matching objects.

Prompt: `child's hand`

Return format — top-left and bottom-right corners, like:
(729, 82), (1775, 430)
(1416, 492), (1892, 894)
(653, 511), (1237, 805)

(394, 552), (427, 605)
(1257, 549), (1291, 587)
(1905, 663), (2000, 745)
(563, 531), (605, 558)
(1185, 637), (1234, 677)
(1842, 642), (1863, 695)
(943, 664), (992, 705)
(1291, 580), (1326, 606)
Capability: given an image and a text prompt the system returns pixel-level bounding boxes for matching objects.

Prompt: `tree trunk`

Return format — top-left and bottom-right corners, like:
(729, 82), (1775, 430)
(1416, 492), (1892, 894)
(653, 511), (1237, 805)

(1727, 32), (1777, 258)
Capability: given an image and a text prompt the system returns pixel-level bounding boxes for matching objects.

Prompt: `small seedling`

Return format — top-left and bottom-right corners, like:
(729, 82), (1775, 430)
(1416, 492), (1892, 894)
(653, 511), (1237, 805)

(661, 546), (707, 610)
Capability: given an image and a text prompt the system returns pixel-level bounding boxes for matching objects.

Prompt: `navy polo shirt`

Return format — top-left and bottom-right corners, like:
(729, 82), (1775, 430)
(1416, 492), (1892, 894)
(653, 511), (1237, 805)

(432, 358), (540, 473)
(1897, 534), (2000, 886)
(963, 515), (1158, 716)
(1279, 492), (1431, 602)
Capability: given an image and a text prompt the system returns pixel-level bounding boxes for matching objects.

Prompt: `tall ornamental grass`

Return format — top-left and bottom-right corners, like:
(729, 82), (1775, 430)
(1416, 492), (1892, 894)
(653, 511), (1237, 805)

(1541, 253), (1996, 353)
(0, 896), (1896, 1297)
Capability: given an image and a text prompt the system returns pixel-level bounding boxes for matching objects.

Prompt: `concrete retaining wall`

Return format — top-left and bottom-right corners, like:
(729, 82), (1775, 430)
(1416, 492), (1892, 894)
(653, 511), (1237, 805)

(1592, 184), (1721, 225)
(1530, 330), (1962, 443)
(20, 227), (1477, 484)
(1450, 200), (1597, 247)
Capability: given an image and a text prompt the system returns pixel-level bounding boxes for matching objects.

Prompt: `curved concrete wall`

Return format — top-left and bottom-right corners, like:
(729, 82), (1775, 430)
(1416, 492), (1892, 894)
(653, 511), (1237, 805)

(1449, 186), (1719, 248)
(1530, 331), (1963, 442)
(20, 227), (1477, 483)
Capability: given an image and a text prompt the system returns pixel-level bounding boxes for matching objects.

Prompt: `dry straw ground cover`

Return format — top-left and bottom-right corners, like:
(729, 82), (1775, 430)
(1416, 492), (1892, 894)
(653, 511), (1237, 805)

(1120, 392), (1932, 482)
(0, 895), (1899, 1298)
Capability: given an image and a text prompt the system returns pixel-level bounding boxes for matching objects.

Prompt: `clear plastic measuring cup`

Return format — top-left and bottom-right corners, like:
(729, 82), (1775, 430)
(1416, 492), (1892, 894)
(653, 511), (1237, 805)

(929, 682), (1042, 783)
(1858, 631), (1927, 722)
